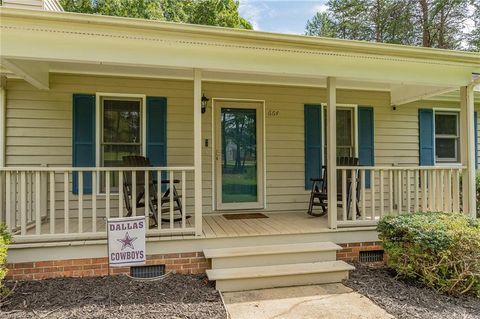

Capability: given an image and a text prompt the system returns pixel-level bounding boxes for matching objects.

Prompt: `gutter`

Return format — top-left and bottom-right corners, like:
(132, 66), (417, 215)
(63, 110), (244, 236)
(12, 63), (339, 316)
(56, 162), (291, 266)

(0, 7), (479, 66)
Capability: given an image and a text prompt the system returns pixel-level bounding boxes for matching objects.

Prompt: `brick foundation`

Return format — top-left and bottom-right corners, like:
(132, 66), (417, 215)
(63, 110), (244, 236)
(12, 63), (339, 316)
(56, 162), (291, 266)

(336, 241), (384, 262)
(6, 241), (383, 281)
(6, 252), (209, 281)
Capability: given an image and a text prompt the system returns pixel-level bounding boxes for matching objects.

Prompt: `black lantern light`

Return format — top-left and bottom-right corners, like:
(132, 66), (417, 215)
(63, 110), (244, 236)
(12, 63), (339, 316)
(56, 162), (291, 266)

(201, 94), (209, 114)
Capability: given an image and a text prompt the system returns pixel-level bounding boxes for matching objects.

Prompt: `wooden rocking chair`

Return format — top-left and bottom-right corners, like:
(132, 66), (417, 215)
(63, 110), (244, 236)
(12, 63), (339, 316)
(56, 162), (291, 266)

(307, 156), (361, 218)
(122, 156), (188, 226)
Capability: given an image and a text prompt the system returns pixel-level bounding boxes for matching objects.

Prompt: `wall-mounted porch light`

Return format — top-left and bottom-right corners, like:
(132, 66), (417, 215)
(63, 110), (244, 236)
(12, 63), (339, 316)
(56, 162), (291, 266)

(201, 94), (209, 114)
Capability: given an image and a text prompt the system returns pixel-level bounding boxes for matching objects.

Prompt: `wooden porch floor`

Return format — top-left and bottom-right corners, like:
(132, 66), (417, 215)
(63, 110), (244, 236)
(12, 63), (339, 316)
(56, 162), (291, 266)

(24, 211), (330, 240)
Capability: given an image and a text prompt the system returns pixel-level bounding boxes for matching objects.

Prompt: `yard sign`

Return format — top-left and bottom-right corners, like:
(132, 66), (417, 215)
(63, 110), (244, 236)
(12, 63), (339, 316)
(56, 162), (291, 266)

(107, 216), (146, 267)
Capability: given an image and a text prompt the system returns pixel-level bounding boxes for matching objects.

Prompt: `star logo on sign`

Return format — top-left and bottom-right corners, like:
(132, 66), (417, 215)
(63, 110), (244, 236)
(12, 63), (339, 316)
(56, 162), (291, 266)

(117, 232), (137, 250)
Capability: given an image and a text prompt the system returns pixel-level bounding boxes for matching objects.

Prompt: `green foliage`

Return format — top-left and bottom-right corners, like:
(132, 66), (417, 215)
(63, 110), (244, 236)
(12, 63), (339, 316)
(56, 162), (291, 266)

(305, 0), (478, 51)
(60, 0), (252, 29)
(0, 224), (11, 297)
(378, 212), (480, 297)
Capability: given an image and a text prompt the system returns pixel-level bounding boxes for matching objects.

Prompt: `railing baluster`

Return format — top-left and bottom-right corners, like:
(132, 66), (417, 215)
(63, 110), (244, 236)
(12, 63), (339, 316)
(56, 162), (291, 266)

(0, 172), (3, 225)
(169, 170), (174, 229)
(351, 169), (357, 221)
(361, 170), (366, 220)
(181, 170), (186, 229)
(157, 170), (162, 230)
(144, 170), (149, 222)
(118, 171), (123, 218)
(397, 170), (402, 214)
(370, 170), (375, 220)
(406, 170), (411, 213)
(452, 169), (460, 212)
(20, 171), (27, 236)
(35, 171), (41, 235)
(445, 170), (451, 212)
(92, 171), (97, 233)
(431, 170), (436, 211)
(389, 170), (393, 214)
(132, 171), (136, 217)
(49, 172), (55, 234)
(27, 172), (32, 223)
(78, 171), (83, 233)
(422, 170), (428, 211)
(5, 172), (11, 231)
(379, 170), (384, 218)
(105, 171), (110, 219)
(414, 170), (419, 212)
(342, 169), (347, 221)
(64, 172), (69, 234)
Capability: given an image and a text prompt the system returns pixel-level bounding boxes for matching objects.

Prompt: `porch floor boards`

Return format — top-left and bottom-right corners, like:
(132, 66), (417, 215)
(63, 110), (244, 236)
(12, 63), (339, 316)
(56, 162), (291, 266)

(24, 211), (330, 239)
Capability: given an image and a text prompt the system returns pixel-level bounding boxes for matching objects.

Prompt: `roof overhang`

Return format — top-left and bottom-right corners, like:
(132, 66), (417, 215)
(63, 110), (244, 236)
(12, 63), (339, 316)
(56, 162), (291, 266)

(1, 7), (479, 105)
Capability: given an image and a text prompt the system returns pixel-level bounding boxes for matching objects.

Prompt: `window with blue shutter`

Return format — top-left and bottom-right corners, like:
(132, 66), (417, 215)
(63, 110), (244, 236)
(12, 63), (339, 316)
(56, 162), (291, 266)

(304, 105), (322, 189)
(72, 94), (95, 194)
(419, 109), (435, 166)
(146, 97), (167, 189)
(358, 106), (374, 187)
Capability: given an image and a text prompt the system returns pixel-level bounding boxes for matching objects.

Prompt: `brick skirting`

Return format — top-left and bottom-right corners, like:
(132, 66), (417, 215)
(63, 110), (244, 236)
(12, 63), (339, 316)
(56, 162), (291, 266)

(336, 241), (384, 262)
(6, 252), (209, 281)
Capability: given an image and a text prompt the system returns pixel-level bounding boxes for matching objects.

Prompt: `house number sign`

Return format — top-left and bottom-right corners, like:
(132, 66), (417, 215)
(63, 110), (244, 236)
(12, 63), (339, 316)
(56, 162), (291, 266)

(267, 109), (280, 117)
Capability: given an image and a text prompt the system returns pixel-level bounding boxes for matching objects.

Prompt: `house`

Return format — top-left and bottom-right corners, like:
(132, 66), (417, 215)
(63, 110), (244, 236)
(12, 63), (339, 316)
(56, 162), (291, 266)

(0, 3), (479, 290)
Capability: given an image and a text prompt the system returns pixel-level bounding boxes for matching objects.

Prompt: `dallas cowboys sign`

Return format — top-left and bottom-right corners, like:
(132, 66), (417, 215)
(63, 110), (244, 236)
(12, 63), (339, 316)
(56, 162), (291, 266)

(107, 216), (146, 267)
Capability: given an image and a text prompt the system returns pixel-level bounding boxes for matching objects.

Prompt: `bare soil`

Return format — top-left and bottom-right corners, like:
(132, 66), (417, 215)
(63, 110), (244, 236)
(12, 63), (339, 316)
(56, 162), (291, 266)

(345, 263), (480, 319)
(0, 274), (227, 319)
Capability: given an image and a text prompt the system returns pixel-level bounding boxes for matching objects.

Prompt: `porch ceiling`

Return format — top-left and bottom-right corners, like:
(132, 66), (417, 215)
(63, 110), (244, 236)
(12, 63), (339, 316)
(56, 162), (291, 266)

(1, 7), (478, 105)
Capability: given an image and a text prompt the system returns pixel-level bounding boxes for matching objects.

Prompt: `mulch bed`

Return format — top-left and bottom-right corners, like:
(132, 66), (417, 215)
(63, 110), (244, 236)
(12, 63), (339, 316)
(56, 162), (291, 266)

(0, 274), (227, 319)
(345, 263), (480, 319)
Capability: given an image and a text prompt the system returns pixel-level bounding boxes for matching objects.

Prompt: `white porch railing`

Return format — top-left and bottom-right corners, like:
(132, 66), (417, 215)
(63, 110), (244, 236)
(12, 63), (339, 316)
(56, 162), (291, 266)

(336, 166), (464, 227)
(0, 167), (197, 243)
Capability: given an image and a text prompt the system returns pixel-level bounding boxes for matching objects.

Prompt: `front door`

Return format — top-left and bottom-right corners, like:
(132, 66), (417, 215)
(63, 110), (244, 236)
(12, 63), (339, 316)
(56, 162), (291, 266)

(214, 100), (264, 210)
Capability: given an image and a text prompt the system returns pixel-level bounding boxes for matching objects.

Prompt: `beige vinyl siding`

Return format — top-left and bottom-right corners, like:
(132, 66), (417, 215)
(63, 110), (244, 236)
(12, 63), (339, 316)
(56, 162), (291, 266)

(5, 74), (480, 217)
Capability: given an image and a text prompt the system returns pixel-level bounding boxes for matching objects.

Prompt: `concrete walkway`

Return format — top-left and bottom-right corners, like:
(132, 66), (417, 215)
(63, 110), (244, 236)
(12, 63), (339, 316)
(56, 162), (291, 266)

(221, 284), (394, 319)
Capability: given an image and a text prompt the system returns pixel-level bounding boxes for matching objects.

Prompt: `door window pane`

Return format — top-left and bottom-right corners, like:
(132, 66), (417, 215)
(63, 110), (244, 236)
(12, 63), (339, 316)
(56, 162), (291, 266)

(221, 108), (258, 203)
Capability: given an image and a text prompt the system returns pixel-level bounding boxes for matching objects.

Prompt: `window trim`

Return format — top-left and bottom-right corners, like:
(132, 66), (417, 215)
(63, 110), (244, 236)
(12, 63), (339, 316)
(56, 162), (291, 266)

(320, 104), (358, 164)
(95, 92), (147, 195)
(433, 108), (460, 164)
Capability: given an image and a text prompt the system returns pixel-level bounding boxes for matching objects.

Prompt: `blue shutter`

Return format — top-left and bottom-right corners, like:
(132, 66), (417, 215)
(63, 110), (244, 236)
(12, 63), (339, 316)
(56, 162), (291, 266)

(72, 94), (95, 194)
(475, 112), (478, 169)
(358, 106), (374, 187)
(418, 109), (435, 166)
(146, 97), (167, 189)
(304, 105), (322, 189)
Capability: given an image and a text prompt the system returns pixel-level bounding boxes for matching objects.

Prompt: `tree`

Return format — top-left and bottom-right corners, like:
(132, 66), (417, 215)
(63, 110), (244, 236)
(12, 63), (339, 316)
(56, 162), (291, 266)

(305, 0), (474, 50)
(468, 1), (480, 51)
(60, 0), (252, 29)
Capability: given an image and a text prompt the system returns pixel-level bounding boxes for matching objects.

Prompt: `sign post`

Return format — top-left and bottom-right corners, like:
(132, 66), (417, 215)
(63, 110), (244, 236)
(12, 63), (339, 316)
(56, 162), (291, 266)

(107, 216), (147, 269)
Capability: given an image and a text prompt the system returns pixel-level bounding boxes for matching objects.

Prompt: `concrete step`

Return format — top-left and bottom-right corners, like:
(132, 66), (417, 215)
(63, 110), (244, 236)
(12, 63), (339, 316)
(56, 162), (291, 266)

(204, 242), (341, 269)
(206, 260), (355, 292)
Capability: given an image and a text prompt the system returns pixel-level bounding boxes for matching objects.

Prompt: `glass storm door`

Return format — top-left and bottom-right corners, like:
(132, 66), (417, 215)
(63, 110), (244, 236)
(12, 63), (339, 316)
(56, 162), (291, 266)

(215, 101), (264, 210)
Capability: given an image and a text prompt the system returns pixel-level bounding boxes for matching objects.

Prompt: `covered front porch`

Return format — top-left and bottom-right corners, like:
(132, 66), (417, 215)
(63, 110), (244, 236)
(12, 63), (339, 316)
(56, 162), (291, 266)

(0, 7), (479, 248)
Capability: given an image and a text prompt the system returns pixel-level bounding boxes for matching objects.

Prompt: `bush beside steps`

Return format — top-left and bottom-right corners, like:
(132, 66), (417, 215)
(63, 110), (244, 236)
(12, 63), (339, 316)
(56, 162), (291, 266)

(378, 212), (480, 297)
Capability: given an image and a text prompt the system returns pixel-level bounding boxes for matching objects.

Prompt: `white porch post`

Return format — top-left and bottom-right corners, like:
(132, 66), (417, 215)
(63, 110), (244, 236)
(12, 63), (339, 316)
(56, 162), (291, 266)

(460, 85), (476, 218)
(0, 77), (5, 224)
(193, 69), (203, 236)
(327, 77), (337, 229)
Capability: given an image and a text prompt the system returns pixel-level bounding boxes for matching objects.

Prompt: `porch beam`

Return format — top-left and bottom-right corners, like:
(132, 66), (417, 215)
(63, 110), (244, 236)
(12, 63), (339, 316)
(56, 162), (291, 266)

(327, 77), (337, 229)
(193, 69), (203, 236)
(460, 85), (476, 217)
(1, 59), (49, 90)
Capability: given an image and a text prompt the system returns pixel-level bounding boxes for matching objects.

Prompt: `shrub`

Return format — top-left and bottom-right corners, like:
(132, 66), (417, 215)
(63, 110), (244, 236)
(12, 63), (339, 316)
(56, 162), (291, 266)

(0, 224), (11, 297)
(378, 212), (480, 297)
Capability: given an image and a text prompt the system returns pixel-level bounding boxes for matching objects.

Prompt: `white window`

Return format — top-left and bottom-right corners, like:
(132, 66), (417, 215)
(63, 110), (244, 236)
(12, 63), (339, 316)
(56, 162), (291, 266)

(323, 107), (356, 158)
(435, 111), (459, 163)
(99, 96), (145, 191)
